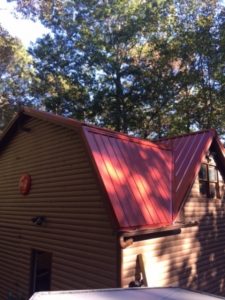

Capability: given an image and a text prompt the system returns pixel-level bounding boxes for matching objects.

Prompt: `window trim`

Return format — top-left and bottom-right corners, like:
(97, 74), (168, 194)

(199, 163), (220, 199)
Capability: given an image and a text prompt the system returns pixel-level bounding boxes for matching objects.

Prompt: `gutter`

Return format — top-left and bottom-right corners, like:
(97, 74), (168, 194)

(119, 221), (198, 239)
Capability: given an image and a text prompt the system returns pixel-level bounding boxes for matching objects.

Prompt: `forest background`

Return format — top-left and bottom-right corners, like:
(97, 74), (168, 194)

(0, 0), (225, 139)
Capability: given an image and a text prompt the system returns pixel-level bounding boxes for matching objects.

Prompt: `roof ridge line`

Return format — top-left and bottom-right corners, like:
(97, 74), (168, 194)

(154, 129), (216, 142)
(21, 107), (171, 151)
(83, 126), (171, 150)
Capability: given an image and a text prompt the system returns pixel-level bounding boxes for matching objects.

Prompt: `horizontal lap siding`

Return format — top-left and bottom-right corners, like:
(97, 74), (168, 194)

(0, 118), (117, 300)
(122, 174), (225, 296)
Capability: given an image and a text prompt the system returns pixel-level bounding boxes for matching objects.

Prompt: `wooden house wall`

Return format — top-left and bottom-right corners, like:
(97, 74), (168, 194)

(121, 159), (225, 296)
(0, 117), (117, 300)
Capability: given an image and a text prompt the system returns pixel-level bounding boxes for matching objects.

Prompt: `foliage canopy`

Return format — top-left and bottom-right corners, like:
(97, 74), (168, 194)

(0, 24), (34, 128)
(4, 0), (225, 138)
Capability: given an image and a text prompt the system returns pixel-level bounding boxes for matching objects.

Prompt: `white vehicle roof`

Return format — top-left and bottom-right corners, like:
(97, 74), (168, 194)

(30, 287), (225, 300)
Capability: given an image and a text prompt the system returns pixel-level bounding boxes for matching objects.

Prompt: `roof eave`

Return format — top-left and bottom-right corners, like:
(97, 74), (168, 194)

(0, 111), (22, 143)
(120, 221), (199, 238)
(0, 108), (84, 148)
(22, 107), (83, 130)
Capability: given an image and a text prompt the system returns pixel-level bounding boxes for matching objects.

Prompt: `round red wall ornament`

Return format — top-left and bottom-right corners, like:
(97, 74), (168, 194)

(19, 174), (31, 195)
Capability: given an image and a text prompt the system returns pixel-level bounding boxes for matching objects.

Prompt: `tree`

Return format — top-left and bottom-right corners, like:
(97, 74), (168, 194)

(0, 24), (34, 129)
(29, 33), (89, 119)
(25, 0), (179, 134)
(160, 0), (225, 136)
(8, 0), (225, 138)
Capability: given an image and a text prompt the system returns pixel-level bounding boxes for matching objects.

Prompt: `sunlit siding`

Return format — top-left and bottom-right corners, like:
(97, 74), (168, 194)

(122, 165), (225, 296)
(0, 117), (117, 300)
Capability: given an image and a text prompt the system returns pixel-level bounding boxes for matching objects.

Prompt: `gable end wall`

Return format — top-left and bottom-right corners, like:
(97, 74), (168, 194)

(0, 117), (117, 300)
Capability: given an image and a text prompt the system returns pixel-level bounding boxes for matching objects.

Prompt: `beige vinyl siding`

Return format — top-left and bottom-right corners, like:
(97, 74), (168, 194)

(122, 167), (225, 296)
(0, 117), (117, 300)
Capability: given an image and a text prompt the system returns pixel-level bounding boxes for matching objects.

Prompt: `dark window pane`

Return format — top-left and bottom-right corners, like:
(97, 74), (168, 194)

(199, 181), (208, 196)
(216, 183), (221, 199)
(199, 164), (207, 180)
(209, 183), (216, 198)
(208, 166), (217, 182)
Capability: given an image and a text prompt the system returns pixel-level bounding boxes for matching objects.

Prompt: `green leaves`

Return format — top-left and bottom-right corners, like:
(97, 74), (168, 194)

(0, 25), (35, 128)
(6, 0), (225, 138)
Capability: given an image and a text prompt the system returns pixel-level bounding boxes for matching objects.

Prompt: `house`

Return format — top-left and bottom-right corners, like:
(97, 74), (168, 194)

(0, 107), (224, 299)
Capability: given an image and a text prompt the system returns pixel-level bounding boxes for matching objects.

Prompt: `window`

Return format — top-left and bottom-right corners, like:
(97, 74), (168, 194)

(199, 163), (220, 198)
(30, 250), (52, 295)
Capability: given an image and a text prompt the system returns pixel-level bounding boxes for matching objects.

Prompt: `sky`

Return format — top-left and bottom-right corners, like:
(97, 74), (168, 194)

(1, 0), (225, 48)
(0, 0), (49, 48)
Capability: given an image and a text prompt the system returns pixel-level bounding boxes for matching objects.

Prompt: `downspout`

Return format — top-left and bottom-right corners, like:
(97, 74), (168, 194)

(118, 236), (134, 288)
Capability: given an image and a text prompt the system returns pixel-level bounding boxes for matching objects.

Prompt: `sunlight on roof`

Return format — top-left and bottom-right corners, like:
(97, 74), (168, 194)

(133, 174), (149, 196)
(139, 149), (149, 160)
(105, 160), (125, 183)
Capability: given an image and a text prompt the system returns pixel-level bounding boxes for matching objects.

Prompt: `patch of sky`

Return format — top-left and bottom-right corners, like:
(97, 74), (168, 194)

(0, 0), (50, 48)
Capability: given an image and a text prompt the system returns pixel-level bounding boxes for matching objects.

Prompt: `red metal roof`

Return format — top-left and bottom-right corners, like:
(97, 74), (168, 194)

(83, 126), (173, 231)
(155, 130), (216, 217)
(2, 108), (224, 232)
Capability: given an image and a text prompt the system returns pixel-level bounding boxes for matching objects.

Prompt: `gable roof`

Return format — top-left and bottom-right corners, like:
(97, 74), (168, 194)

(1, 108), (225, 233)
(155, 130), (221, 218)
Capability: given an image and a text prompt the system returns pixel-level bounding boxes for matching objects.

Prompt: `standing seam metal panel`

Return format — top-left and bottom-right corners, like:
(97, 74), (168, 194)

(83, 127), (173, 230)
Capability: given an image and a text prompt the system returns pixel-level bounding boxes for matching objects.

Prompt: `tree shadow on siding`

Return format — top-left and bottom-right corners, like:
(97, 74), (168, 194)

(189, 198), (225, 295)
(157, 197), (225, 296)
